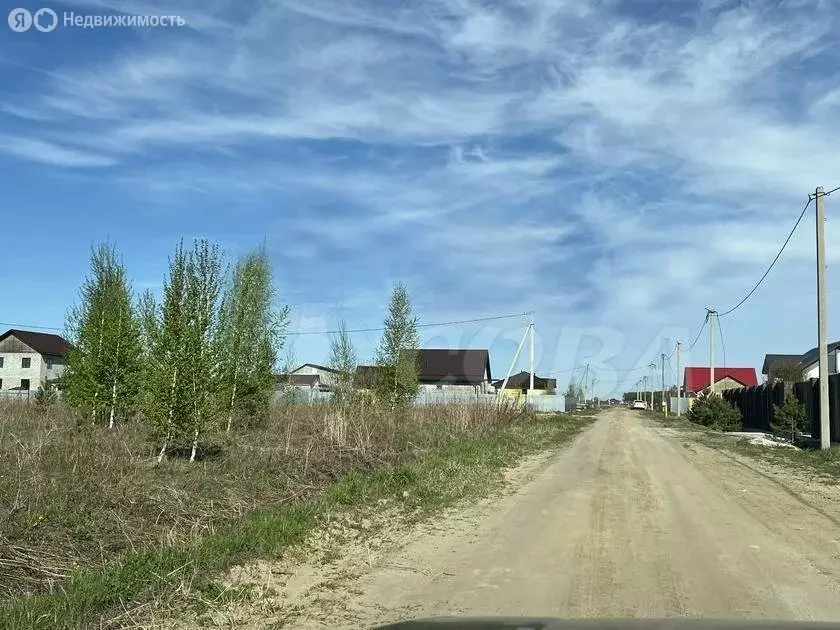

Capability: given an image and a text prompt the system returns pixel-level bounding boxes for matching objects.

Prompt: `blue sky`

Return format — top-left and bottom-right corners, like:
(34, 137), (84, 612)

(1, 0), (839, 396)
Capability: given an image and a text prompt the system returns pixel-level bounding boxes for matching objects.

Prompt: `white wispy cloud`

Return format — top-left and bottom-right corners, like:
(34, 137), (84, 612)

(2, 0), (839, 382)
(0, 136), (117, 167)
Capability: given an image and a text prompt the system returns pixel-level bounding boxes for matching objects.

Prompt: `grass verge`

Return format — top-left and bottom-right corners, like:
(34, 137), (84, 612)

(0, 412), (594, 629)
(653, 413), (840, 482)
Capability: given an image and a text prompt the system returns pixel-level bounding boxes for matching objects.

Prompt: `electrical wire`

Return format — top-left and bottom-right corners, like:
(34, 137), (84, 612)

(820, 185), (840, 197)
(2, 312), (531, 338)
(686, 313), (709, 352)
(718, 196), (813, 317)
(286, 311), (530, 336)
(0, 322), (63, 331)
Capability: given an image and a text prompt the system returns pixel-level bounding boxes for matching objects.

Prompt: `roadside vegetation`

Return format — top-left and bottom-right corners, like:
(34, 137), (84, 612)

(685, 392), (742, 431)
(653, 396), (840, 482)
(0, 401), (593, 628)
(0, 239), (592, 628)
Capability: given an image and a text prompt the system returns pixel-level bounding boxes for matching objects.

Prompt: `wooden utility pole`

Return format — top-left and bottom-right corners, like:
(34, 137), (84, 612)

(708, 309), (716, 395)
(529, 312), (535, 394)
(676, 342), (682, 417)
(816, 187), (830, 449)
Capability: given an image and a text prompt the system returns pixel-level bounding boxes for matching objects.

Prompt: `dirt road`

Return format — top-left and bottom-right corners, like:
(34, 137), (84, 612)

(183, 409), (840, 628)
(332, 409), (840, 626)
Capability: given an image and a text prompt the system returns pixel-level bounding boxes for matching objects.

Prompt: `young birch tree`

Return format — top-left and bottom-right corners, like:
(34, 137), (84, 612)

(64, 243), (141, 427)
(141, 243), (190, 462)
(183, 240), (224, 462)
(375, 283), (421, 408)
(217, 247), (288, 431)
(329, 318), (358, 405)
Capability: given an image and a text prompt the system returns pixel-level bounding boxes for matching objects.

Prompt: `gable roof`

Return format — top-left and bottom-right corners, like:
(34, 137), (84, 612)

(799, 341), (840, 368)
(0, 329), (69, 356)
(493, 371), (557, 390)
(415, 349), (491, 384)
(761, 354), (802, 375)
(292, 363), (341, 374)
(683, 366), (758, 393)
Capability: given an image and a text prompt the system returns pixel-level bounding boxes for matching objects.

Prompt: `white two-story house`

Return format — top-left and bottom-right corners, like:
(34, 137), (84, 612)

(0, 329), (70, 392)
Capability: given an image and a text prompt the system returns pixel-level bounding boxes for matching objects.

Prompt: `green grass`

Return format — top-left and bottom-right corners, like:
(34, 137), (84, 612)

(654, 413), (840, 480)
(0, 412), (593, 629)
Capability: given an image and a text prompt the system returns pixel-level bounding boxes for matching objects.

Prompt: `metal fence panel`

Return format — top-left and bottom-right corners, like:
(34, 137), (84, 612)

(522, 395), (566, 413)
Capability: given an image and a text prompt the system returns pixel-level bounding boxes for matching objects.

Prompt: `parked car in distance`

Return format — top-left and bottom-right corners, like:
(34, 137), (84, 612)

(631, 400), (647, 410)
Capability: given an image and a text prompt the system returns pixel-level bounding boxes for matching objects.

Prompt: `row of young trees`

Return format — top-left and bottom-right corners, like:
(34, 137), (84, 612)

(326, 282), (422, 408)
(64, 240), (287, 461)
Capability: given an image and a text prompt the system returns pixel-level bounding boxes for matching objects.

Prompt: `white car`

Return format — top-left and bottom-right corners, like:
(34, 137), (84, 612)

(631, 400), (647, 410)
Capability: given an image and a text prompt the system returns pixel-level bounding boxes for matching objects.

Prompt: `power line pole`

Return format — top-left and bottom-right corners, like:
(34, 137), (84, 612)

(816, 187), (830, 449)
(648, 363), (656, 409)
(643, 376), (648, 408)
(661, 352), (666, 416)
(676, 342), (682, 417)
(529, 312), (535, 395)
(707, 308), (716, 396)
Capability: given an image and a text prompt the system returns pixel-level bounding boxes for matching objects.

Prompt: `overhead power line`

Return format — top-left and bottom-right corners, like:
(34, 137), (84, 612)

(1, 311), (532, 338)
(286, 311), (530, 337)
(686, 314), (709, 352)
(0, 322), (63, 331)
(718, 196), (813, 317)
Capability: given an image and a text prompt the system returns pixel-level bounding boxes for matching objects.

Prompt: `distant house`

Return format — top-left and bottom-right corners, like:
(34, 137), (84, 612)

(0, 329), (70, 392)
(353, 349), (493, 395)
(761, 342), (840, 382)
(493, 371), (557, 395)
(275, 373), (321, 391)
(683, 366), (758, 395)
(280, 363), (342, 391)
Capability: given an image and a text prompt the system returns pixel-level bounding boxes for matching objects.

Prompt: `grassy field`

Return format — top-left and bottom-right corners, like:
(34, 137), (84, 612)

(0, 399), (595, 628)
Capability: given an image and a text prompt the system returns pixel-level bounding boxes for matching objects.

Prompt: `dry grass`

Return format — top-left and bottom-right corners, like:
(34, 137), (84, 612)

(0, 398), (528, 602)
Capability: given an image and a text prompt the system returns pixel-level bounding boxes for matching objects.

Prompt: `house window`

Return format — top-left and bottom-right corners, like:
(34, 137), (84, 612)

(0, 378), (3, 389)
(46, 358), (53, 370)
(0, 357), (3, 368)
(20, 379), (30, 391)
(21, 357), (31, 369)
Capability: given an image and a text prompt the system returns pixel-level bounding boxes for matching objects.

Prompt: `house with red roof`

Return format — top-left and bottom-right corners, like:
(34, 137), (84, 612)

(683, 366), (758, 395)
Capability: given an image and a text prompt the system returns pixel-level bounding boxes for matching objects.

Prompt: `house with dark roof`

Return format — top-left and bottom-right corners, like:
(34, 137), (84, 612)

(353, 349), (493, 394)
(683, 366), (758, 395)
(0, 329), (70, 392)
(493, 371), (557, 395)
(761, 341), (840, 382)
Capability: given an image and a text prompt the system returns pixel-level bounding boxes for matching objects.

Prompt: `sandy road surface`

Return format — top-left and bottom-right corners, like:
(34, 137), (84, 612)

(335, 409), (840, 626)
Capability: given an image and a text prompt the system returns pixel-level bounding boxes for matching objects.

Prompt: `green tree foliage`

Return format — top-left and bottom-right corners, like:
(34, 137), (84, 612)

(771, 394), (807, 442)
(217, 247), (289, 431)
(375, 283), (421, 408)
(141, 242), (190, 462)
(140, 240), (225, 462)
(64, 243), (142, 428)
(34, 381), (57, 407)
(686, 392), (742, 431)
(328, 318), (358, 405)
(768, 359), (805, 385)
